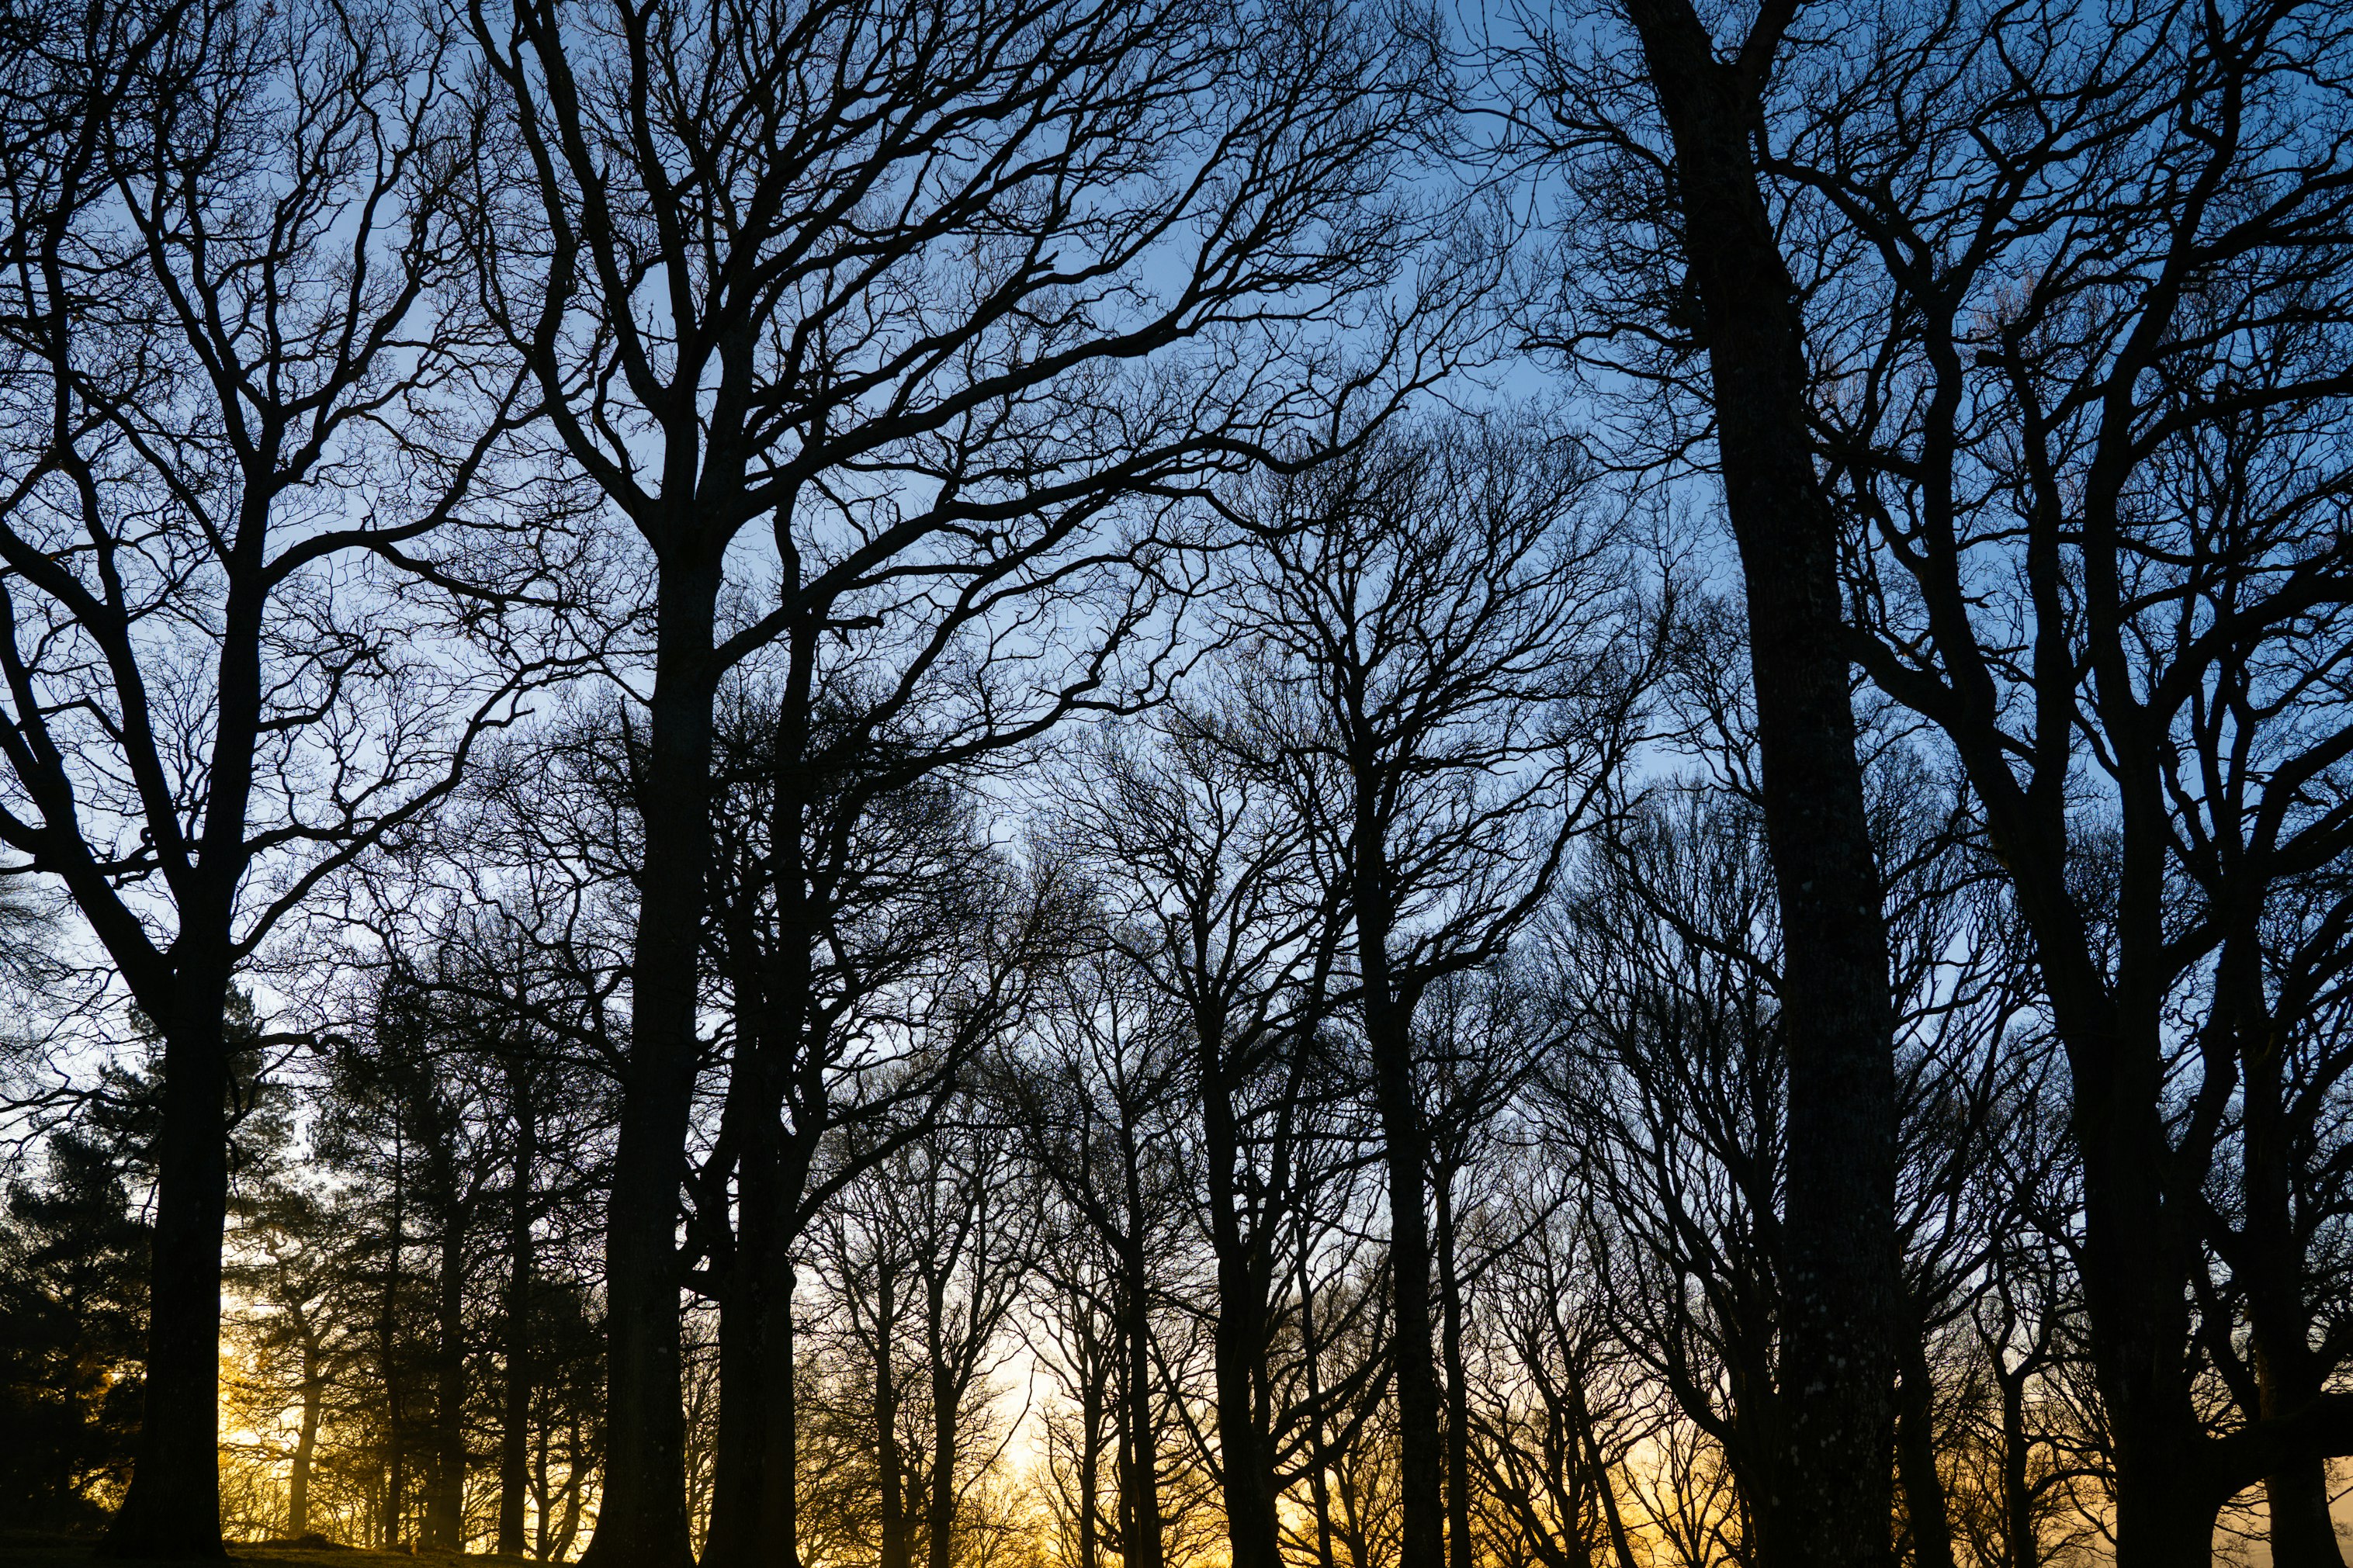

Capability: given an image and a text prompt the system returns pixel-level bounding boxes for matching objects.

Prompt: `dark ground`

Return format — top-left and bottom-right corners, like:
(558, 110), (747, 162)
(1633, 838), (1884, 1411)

(0, 1533), (535, 1566)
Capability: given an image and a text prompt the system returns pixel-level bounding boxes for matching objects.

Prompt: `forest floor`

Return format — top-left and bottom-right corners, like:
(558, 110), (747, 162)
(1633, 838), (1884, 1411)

(0, 1534), (531, 1566)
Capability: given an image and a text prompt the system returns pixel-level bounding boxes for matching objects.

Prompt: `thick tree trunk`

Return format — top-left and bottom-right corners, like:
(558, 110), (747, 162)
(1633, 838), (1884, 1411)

(1610, 5), (1900, 1564)
(2228, 944), (2348, 1568)
(707, 635), (818, 1568)
(2268, 1458), (2345, 1568)
(1351, 865), (1445, 1568)
(102, 985), (234, 1559)
(582, 560), (723, 1568)
(763, 1257), (801, 1568)
(703, 1048), (778, 1568)
(2080, 1144), (2218, 1568)
(2055, 977), (2218, 1568)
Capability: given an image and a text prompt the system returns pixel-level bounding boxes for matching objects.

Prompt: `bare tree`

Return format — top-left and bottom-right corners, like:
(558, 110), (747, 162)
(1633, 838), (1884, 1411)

(1501, 1), (1908, 1556)
(1225, 413), (1650, 1568)
(461, 0), (1456, 1550)
(1042, 707), (1345, 1568)
(1721, 0), (2353, 1557)
(1003, 949), (1191, 1568)
(0, 0), (547, 1547)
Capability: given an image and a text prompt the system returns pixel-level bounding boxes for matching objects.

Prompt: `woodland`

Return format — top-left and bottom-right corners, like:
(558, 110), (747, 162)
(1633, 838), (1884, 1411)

(0, 0), (2349, 1564)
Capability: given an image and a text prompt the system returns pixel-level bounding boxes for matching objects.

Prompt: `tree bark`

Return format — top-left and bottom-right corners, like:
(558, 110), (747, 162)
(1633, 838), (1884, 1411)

(705, 634), (820, 1568)
(1609, 3), (1900, 1564)
(1350, 852), (1446, 1568)
(1199, 1019), (1280, 1568)
(101, 972), (235, 1559)
(702, 1057), (777, 1568)
(764, 1258), (801, 1568)
(581, 556), (723, 1568)
(425, 1211), (469, 1550)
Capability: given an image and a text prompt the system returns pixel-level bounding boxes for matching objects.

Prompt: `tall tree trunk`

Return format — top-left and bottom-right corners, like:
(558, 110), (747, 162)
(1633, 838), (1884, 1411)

(583, 557), (723, 1568)
(381, 1130), (410, 1548)
(1608, 4), (1899, 1563)
(501, 1085), (539, 1557)
(102, 980), (234, 1559)
(1079, 1329), (1106, 1568)
(703, 1042), (777, 1568)
(1119, 1248), (1166, 1568)
(290, 1335), (322, 1539)
(2226, 941), (2348, 1568)
(1435, 1170), (1473, 1568)
(1297, 1213), (1339, 1568)
(1895, 1334), (1956, 1568)
(1350, 856), (1445, 1568)
(927, 1282), (958, 1568)
(2064, 981), (2218, 1568)
(764, 1258), (801, 1568)
(710, 631), (818, 1568)
(425, 1211), (469, 1549)
(1569, 1376), (1637, 1568)
(877, 1262), (912, 1568)
(1200, 1027), (1280, 1568)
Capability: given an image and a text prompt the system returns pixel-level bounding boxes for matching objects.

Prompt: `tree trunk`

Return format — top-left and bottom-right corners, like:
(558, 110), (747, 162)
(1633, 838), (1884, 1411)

(1436, 1170), (1474, 1568)
(380, 1134), (409, 1549)
(2062, 981), (2219, 1568)
(762, 1255), (802, 1568)
(1350, 860), (1445, 1568)
(501, 1085), (538, 1557)
(709, 634), (818, 1568)
(877, 1262), (912, 1568)
(290, 1336), (322, 1540)
(1895, 1334), (1956, 1568)
(2228, 943), (2348, 1568)
(581, 559), (723, 1568)
(927, 1279), (958, 1568)
(425, 1210), (469, 1550)
(702, 1054), (778, 1568)
(1297, 1213), (1338, 1568)
(1079, 1329), (1106, 1568)
(102, 984), (234, 1559)
(553, 1411), (585, 1562)
(1119, 1244), (1166, 1568)
(1609, 4), (1900, 1564)
(1200, 1028), (1280, 1568)
(1569, 1376), (1637, 1568)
